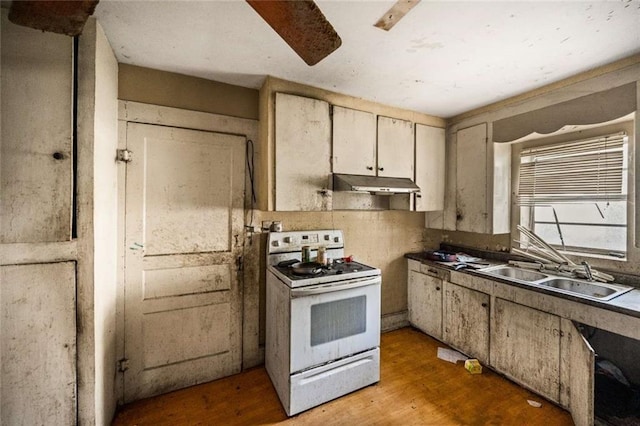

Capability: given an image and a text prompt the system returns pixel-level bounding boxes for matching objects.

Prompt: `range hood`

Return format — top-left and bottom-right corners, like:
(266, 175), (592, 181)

(333, 173), (420, 195)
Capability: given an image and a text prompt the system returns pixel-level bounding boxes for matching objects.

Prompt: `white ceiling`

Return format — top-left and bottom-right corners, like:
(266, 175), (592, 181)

(95, 1), (640, 118)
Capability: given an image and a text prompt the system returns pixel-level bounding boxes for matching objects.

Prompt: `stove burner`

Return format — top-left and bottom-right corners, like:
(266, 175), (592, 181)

(292, 268), (324, 276)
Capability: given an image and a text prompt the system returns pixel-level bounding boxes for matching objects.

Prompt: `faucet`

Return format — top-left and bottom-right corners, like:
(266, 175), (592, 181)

(581, 261), (594, 281)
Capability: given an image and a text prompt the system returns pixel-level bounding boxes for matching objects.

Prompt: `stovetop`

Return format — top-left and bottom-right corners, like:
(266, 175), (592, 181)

(268, 259), (381, 288)
(274, 260), (377, 281)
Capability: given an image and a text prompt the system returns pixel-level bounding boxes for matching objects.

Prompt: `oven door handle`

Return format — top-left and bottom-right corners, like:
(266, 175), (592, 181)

(290, 276), (380, 298)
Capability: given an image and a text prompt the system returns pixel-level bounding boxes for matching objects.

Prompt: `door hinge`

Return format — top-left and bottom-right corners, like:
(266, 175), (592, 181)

(117, 358), (130, 373)
(116, 149), (133, 163)
(236, 255), (244, 272)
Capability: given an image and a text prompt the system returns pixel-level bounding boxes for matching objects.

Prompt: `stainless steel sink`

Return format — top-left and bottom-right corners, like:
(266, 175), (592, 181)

(537, 278), (633, 301)
(479, 265), (549, 282)
(477, 265), (634, 301)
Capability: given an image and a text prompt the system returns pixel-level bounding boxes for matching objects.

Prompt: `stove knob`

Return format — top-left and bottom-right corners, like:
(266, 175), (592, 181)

(324, 234), (331, 241)
(272, 240), (280, 247)
(283, 237), (291, 243)
(334, 236), (341, 243)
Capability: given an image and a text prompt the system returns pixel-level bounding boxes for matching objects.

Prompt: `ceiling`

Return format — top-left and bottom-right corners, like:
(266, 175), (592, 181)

(95, 1), (640, 118)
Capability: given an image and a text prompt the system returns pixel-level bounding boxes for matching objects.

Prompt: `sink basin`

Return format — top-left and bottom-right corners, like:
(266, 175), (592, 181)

(537, 278), (633, 301)
(479, 265), (549, 282)
(477, 264), (634, 302)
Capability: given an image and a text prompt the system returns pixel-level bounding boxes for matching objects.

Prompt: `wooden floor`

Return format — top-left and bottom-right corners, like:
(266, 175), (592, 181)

(113, 327), (574, 425)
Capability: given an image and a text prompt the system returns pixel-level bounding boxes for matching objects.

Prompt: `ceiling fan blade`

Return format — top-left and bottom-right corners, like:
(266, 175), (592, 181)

(246, 0), (342, 66)
(374, 0), (421, 31)
(8, 0), (99, 36)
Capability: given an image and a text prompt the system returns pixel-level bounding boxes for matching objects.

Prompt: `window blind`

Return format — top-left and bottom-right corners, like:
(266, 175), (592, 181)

(518, 133), (627, 205)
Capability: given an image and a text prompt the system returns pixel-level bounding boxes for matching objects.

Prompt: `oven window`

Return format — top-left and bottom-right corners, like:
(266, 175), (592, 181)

(310, 295), (366, 346)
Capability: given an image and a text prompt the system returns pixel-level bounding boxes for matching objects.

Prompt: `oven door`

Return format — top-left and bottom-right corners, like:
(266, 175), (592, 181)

(289, 275), (381, 374)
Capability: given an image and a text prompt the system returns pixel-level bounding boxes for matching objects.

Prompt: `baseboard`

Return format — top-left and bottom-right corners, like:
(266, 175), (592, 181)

(381, 310), (409, 332)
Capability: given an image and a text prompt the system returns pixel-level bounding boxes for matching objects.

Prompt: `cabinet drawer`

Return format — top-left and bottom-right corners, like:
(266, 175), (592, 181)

(419, 264), (450, 281)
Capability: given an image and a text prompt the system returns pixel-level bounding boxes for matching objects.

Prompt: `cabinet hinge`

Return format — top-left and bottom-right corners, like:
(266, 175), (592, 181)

(116, 149), (133, 163)
(236, 255), (244, 272)
(117, 358), (130, 373)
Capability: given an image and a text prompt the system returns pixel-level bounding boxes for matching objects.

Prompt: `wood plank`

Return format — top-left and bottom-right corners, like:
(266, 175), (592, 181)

(113, 328), (573, 425)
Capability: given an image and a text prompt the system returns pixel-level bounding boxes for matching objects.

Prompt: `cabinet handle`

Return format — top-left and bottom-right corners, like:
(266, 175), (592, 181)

(379, 167), (384, 171)
(366, 166), (374, 170)
(416, 194), (422, 198)
(52, 152), (65, 160)
(481, 303), (488, 308)
(436, 287), (440, 291)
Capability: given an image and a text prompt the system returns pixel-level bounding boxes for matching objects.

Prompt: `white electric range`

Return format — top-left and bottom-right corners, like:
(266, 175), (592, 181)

(265, 230), (381, 416)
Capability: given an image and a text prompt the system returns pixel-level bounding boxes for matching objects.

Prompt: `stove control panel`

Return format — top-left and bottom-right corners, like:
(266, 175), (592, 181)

(268, 230), (344, 254)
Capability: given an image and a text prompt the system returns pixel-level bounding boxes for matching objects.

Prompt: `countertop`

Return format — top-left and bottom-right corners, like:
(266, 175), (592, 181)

(405, 252), (640, 319)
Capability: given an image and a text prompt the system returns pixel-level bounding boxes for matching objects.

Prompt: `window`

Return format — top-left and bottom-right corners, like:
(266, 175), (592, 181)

(517, 133), (628, 258)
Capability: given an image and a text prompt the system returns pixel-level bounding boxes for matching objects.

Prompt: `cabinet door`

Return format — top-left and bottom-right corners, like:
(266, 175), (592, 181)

(415, 124), (445, 211)
(560, 319), (595, 426)
(1, 262), (76, 425)
(492, 298), (561, 403)
(332, 106), (376, 175)
(456, 123), (487, 233)
(443, 282), (490, 364)
(1, 11), (73, 243)
(275, 93), (331, 211)
(377, 116), (413, 178)
(408, 271), (443, 340)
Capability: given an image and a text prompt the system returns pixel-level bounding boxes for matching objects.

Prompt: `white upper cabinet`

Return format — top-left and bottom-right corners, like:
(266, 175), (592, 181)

(377, 116), (414, 179)
(332, 106), (376, 176)
(455, 122), (511, 233)
(1, 13), (73, 243)
(275, 93), (332, 211)
(456, 123), (488, 232)
(415, 124), (445, 211)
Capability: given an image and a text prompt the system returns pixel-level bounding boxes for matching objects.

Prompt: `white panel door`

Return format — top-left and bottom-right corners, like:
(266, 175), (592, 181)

(415, 124), (445, 211)
(332, 106), (376, 175)
(275, 93), (331, 211)
(456, 123), (488, 232)
(123, 122), (245, 402)
(1, 262), (76, 425)
(377, 116), (414, 178)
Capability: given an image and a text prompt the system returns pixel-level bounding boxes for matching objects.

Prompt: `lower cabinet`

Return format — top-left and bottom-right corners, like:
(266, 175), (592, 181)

(408, 270), (443, 340)
(1, 262), (76, 425)
(491, 298), (561, 403)
(406, 261), (597, 425)
(442, 282), (490, 365)
(562, 318), (595, 426)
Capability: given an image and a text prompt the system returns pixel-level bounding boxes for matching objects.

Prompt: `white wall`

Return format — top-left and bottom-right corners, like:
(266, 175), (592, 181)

(93, 20), (119, 426)
(77, 18), (119, 426)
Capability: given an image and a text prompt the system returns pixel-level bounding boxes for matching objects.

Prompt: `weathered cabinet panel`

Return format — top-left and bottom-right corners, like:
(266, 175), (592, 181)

(455, 123), (487, 233)
(332, 106), (376, 176)
(1, 11), (73, 243)
(561, 319), (595, 426)
(1, 262), (76, 425)
(408, 270), (443, 339)
(415, 124), (445, 211)
(377, 116), (413, 179)
(275, 93), (331, 211)
(443, 282), (490, 364)
(492, 298), (561, 403)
